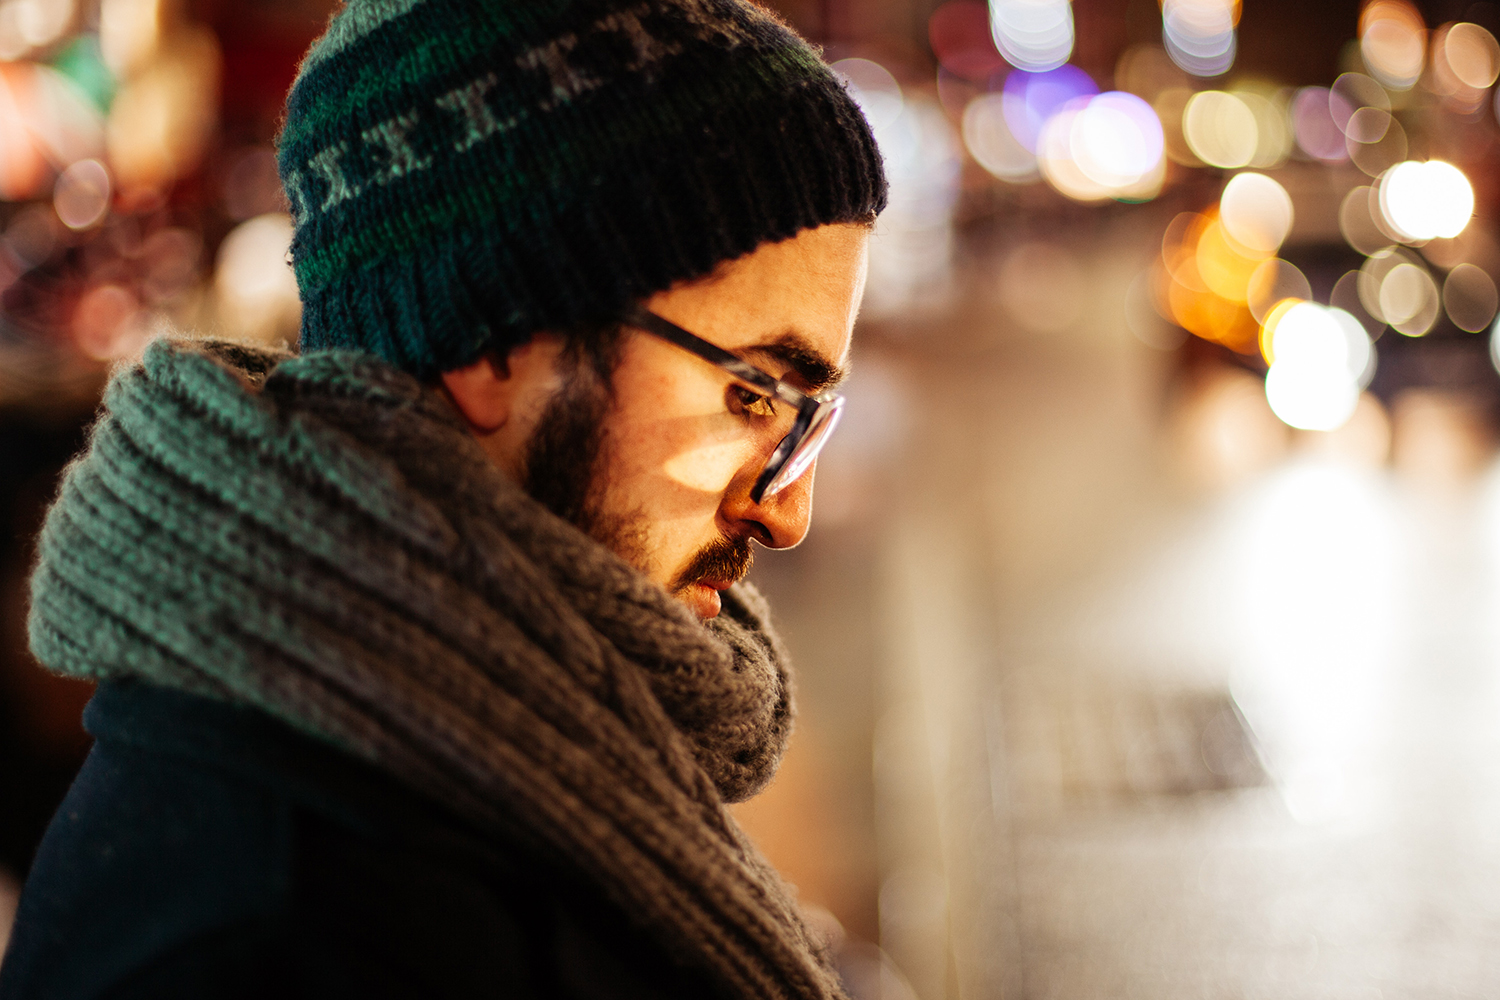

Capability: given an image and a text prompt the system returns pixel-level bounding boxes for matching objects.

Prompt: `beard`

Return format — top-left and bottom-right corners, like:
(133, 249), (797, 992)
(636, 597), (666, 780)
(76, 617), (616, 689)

(520, 364), (753, 598)
(520, 363), (649, 569)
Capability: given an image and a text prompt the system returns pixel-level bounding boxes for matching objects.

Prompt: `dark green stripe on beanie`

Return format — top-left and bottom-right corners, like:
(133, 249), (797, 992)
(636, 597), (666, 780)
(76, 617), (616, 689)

(277, 0), (887, 378)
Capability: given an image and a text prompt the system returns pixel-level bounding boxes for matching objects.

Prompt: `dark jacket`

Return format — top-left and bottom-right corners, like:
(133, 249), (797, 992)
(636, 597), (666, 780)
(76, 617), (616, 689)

(0, 681), (726, 1000)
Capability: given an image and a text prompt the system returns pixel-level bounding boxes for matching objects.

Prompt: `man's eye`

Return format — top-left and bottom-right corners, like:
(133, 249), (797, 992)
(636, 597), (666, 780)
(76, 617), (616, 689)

(730, 386), (776, 418)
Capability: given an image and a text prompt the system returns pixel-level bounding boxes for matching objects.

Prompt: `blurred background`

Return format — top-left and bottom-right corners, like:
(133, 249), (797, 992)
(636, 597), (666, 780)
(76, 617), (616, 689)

(3, 0), (1500, 996)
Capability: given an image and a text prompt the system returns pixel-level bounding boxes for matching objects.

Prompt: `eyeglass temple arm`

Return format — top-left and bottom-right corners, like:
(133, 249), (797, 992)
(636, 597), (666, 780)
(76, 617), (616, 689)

(623, 307), (807, 406)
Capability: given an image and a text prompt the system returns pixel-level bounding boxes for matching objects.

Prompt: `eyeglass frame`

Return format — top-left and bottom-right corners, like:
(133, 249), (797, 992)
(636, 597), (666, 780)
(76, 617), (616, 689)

(622, 306), (845, 504)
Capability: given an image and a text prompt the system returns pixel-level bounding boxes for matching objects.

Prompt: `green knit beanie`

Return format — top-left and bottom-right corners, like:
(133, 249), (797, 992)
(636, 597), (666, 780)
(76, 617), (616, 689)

(277, 0), (887, 378)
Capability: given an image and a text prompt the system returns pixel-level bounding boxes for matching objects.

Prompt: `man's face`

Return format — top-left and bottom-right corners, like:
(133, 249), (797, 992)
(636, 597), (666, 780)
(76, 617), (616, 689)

(583, 222), (869, 617)
(445, 222), (869, 619)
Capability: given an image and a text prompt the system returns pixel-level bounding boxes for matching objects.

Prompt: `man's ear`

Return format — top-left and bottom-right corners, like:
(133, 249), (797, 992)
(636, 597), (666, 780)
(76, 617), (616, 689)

(440, 335), (564, 434)
(440, 354), (511, 433)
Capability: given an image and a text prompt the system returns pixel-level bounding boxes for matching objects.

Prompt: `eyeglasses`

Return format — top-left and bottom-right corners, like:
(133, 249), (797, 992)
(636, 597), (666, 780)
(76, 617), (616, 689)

(623, 307), (845, 504)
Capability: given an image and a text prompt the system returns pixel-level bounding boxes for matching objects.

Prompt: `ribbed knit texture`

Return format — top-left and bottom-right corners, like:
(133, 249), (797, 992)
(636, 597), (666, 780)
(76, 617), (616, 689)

(28, 339), (848, 1000)
(277, 0), (887, 378)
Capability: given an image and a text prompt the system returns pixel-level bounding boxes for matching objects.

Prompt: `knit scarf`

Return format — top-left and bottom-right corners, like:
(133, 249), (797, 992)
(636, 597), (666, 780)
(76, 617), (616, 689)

(28, 338), (847, 1000)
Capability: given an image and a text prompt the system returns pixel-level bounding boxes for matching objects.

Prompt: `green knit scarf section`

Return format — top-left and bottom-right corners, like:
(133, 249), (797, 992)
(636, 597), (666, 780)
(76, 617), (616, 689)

(29, 338), (848, 1000)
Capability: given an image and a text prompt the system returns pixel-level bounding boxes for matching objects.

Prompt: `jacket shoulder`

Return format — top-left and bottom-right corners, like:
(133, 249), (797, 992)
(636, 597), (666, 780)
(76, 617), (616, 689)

(0, 682), (724, 1000)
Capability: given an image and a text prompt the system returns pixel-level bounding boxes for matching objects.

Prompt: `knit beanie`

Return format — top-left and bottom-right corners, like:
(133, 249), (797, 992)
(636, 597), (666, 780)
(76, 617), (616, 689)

(277, 0), (888, 378)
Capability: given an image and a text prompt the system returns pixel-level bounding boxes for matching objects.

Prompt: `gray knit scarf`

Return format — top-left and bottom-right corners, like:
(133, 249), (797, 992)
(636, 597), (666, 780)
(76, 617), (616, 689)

(28, 338), (847, 1000)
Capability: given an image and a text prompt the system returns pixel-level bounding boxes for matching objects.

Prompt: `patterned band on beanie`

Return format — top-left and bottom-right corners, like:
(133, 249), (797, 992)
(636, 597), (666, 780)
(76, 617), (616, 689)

(278, 0), (887, 378)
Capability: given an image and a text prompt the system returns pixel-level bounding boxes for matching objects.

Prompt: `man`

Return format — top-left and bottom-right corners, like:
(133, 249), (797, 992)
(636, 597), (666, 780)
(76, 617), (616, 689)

(0, 0), (884, 998)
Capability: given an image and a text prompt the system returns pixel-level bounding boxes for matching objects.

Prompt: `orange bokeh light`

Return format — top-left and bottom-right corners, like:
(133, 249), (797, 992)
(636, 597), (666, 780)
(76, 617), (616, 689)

(1156, 208), (1265, 353)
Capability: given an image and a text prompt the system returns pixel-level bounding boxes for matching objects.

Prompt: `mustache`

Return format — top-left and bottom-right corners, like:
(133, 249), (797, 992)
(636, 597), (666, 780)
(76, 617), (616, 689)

(670, 535), (755, 593)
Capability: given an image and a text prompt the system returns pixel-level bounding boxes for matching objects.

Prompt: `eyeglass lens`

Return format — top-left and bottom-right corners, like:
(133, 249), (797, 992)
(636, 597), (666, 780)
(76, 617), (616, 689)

(759, 397), (845, 500)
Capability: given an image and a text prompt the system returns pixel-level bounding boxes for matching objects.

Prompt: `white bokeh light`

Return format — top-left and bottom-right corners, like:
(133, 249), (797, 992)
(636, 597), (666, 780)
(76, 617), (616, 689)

(1263, 302), (1373, 431)
(1219, 172), (1293, 254)
(1378, 160), (1475, 242)
(1161, 0), (1238, 77)
(989, 0), (1074, 72)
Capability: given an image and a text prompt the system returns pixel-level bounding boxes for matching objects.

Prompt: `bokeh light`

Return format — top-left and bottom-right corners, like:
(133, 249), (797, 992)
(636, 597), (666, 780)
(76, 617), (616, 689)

(106, 27), (221, 193)
(1331, 269), (1384, 336)
(1161, 0), (1239, 78)
(1344, 108), (1406, 177)
(53, 158), (110, 230)
(1262, 301), (1373, 431)
(1195, 216), (1261, 300)
(6, 203), (56, 269)
(1359, 247), (1441, 335)
(989, 0), (1074, 72)
(1329, 72), (1390, 128)
(1071, 92), (1162, 193)
(833, 58), (905, 131)
(1431, 22), (1498, 113)
(71, 283), (143, 361)
(1002, 64), (1097, 152)
(1444, 23), (1500, 88)
(1359, 0), (1427, 91)
(1234, 88), (1293, 168)
(214, 213), (301, 345)
(1377, 160), (1474, 242)
(138, 227), (200, 305)
(1247, 258), (1311, 323)
(0, 0), (77, 61)
(1339, 186), (1388, 255)
(1219, 172), (1293, 255)
(99, 0), (163, 78)
(962, 93), (1038, 181)
(1442, 262), (1498, 332)
(1291, 87), (1350, 163)
(1037, 92), (1165, 203)
(1155, 208), (1262, 352)
(1153, 86), (1199, 164)
(0, 60), (105, 217)
(1183, 90), (1256, 167)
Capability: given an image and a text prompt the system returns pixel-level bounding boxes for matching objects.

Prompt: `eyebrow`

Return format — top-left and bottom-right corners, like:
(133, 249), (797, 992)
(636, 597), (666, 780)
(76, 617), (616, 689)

(739, 333), (849, 394)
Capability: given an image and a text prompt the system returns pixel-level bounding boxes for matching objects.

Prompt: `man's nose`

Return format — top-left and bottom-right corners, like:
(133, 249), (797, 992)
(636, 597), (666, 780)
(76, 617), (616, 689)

(721, 463), (816, 550)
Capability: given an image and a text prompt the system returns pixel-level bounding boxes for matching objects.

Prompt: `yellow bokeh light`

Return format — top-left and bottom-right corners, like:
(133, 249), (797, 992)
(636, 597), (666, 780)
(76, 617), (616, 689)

(1183, 90), (1257, 168)
(1233, 89), (1293, 169)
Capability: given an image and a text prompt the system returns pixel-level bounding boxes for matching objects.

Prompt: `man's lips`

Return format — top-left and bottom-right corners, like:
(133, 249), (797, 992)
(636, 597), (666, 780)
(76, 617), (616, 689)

(683, 582), (724, 618)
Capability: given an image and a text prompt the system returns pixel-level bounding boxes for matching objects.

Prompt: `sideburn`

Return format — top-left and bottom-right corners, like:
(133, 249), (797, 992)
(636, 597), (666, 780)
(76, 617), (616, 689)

(519, 328), (649, 567)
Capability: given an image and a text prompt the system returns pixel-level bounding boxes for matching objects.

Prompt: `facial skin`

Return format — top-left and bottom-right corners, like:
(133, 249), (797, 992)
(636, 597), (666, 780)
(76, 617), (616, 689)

(442, 221), (870, 619)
